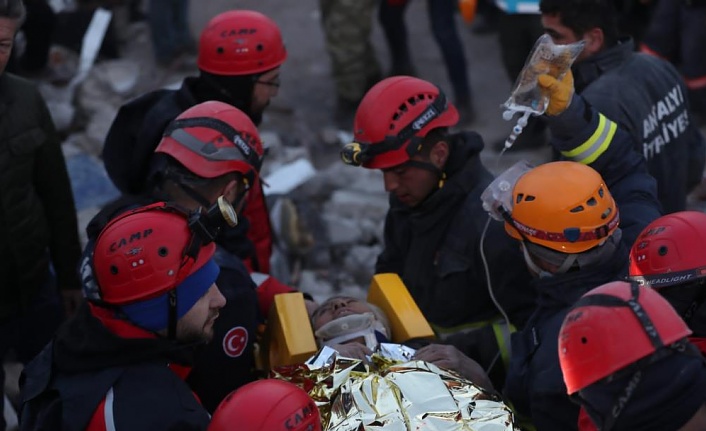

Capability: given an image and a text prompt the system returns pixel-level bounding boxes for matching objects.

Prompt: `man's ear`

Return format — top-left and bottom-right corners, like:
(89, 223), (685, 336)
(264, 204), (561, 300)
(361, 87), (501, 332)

(430, 141), (450, 169)
(582, 27), (605, 57)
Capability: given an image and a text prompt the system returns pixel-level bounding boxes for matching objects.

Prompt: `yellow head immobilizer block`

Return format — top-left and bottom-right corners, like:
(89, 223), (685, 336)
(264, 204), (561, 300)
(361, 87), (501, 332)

(263, 292), (318, 369)
(367, 273), (435, 343)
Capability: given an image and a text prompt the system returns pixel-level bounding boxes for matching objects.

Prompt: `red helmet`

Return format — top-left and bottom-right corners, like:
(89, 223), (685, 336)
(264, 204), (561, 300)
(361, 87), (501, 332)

(198, 10), (287, 76)
(506, 161), (619, 254)
(558, 281), (691, 394)
(93, 203), (216, 305)
(208, 379), (322, 431)
(629, 211), (706, 289)
(155, 101), (264, 187)
(345, 76), (459, 169)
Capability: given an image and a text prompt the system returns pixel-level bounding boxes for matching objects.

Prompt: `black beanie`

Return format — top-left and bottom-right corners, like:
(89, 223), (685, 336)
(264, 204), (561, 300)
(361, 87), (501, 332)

(194, 71), (261, 125)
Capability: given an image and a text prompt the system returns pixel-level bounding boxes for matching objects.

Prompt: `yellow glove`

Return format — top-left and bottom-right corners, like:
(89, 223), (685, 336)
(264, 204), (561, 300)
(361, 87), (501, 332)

(538, 69), (575, 116)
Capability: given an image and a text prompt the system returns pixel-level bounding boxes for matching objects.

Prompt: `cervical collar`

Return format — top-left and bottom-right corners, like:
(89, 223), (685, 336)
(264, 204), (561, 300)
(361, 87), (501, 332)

(314, 312), (388, 349)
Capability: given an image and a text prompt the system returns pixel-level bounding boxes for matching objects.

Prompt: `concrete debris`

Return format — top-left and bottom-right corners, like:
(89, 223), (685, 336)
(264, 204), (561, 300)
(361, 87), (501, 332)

(322, 213), (368, 248)
(343, 245), (383, 286)
(95, 59), (141, 96)
(324, 190), (388, 222)
(262, 158), (317, 196)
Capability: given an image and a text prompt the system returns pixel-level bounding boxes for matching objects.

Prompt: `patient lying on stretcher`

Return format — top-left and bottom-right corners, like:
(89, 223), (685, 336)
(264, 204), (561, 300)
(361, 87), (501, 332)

(309, 296), (494, 392)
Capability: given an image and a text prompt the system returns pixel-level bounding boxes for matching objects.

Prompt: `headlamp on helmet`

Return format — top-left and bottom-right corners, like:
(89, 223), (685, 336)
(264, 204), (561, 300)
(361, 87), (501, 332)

(341, 89), (449, 167)
(341, 76), (459, 170)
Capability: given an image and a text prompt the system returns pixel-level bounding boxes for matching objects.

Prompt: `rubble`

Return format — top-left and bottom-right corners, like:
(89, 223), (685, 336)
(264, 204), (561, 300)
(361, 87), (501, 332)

(49, 54), (385, 301)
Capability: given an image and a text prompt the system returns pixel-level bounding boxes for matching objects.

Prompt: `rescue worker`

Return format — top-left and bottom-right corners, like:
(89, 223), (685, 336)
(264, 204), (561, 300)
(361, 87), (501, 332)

(573, 211), (706, 430)
(102, 10), (291, 300)
(20, 202), (227, 431)
(568, 211), (706, 431)
(640, 0), (706, 121)
(539, 0), (706, 214)
(82, 102), (267, 413)
(339, 75), (536, 390)
(558, 281), (706, 431)
(629, 211), (706, 346)
(488, 70), (662, 429)
(208, 379), (322, 431)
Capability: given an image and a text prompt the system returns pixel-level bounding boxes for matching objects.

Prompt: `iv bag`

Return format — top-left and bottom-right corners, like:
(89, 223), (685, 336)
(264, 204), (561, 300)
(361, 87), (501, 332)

(503, 34), (585, 116)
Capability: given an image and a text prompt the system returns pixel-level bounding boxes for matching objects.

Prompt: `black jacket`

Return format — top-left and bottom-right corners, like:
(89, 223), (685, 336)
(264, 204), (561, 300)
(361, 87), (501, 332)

(20, 303), (211, 431)
(503, 98), (663, 431)
(573, 38), (706, 214)
(0, 73), (81, 318)
(376, 132), (536, 385)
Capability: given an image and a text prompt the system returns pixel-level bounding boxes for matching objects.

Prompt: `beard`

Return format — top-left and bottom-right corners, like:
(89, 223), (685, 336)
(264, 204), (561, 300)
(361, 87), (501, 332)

(176, 311), (219, 344)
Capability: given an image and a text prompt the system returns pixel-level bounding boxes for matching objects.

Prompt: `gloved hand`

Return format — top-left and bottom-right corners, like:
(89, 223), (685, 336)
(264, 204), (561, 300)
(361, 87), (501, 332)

(538, 69), (575, 116)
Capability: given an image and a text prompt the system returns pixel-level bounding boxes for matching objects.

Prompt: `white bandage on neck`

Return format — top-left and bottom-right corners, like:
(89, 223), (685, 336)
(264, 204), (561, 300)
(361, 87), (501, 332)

(314, 312), (388, 350)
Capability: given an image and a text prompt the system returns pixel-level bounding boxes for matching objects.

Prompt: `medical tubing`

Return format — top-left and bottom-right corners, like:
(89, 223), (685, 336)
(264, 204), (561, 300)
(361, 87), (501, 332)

(479, 214), (513, 374)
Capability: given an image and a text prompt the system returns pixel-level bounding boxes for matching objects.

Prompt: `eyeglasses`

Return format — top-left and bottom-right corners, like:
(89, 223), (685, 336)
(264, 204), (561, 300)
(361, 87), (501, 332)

(256, 79), (280, 88)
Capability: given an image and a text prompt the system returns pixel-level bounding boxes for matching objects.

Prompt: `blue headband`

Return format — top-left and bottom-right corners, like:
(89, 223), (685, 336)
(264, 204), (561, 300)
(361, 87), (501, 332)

(121, 258), (220, 332)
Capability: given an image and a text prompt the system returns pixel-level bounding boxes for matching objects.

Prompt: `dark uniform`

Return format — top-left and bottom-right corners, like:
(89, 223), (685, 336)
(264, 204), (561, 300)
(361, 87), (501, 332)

(19, 303), (211, 431)
(376, 131), (537, 388)
(573, 38), (706, 214)
(503, 97), (663, 430)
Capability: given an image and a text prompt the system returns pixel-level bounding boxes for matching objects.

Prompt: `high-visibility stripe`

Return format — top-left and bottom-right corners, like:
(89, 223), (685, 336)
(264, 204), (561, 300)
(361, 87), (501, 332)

(431, 318), (516, 370)
(492, 321), (515, 369)
(105, 388), (116, 431)
(561, 114), (616, 164)
(685, 75), (706, 90)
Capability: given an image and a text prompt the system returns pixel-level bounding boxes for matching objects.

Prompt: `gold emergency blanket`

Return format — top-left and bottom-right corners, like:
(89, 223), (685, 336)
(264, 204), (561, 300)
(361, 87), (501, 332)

(271, 346), (517, 431)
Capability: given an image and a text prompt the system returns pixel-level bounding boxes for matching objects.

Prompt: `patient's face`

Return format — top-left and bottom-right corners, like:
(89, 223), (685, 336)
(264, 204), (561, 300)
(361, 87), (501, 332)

(311, 297), (374, 330)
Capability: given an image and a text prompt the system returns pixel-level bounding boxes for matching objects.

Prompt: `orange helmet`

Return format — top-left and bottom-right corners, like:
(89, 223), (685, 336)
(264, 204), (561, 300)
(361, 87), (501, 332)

(208, 379), (322, 431)
(341, 76), (459, 169)
(629, 211), (706, 289)
(505, 161), (619, 254)
(198, 10), (287, 76)
(558, 281), (691, 394)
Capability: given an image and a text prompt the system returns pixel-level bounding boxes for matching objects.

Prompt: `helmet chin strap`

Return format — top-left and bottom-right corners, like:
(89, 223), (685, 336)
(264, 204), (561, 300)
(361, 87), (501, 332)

(521, 242), (577, 278)
(404, 160), (447, 189)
